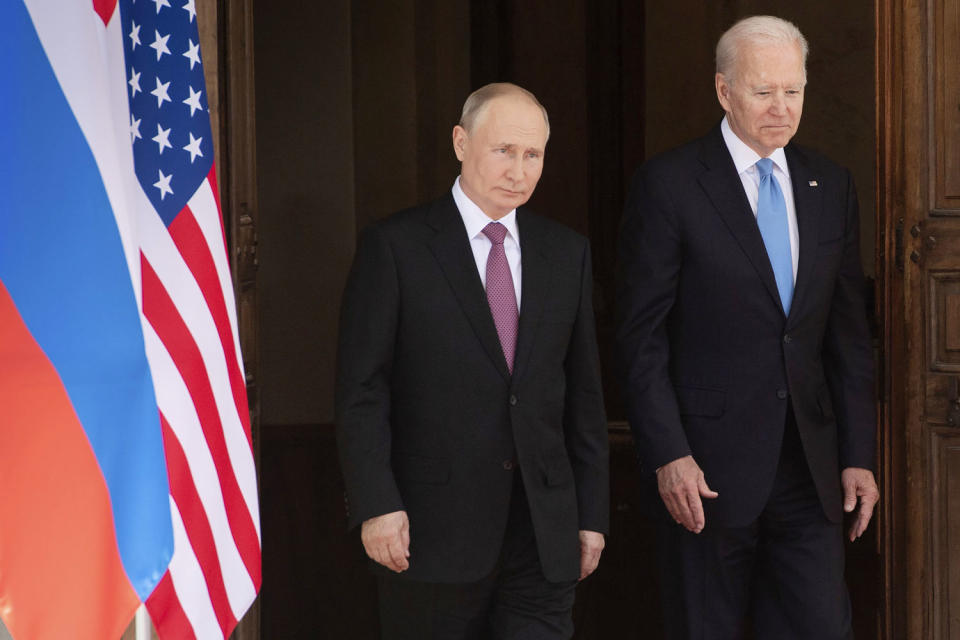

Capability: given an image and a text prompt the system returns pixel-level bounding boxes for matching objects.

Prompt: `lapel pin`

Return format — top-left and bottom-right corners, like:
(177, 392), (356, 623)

(808, 180), (818, 187)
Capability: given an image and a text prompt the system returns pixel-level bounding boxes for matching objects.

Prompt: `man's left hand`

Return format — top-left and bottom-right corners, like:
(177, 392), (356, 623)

(578, 530), (605, 580)
(841, 467), (879, 541)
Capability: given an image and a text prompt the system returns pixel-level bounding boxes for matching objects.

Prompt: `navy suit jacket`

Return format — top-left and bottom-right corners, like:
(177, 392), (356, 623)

(336, 192), (609, 583)
(616, 124), (876, 526)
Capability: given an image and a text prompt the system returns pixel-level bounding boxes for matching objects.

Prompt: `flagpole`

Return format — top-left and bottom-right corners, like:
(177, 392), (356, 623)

(135, 604), (151, 640)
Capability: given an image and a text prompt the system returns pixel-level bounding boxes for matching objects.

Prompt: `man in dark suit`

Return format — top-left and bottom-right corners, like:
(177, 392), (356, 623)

(336, 83), (609, 639)
(616, 16), (879, 639)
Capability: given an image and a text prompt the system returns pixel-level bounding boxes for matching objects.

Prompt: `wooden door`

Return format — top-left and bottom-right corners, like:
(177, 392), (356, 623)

(878, 0), (960, 636)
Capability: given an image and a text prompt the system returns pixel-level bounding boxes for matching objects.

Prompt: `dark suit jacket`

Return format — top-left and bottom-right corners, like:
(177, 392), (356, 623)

(616, 124), (876, 527)
(336, 192), (609, 584)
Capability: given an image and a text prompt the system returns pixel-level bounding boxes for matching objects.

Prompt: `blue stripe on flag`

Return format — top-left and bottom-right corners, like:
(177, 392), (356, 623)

(0, 0), (173, 600)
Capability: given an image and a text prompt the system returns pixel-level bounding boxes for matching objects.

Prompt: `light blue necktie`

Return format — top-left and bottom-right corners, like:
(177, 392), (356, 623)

(756, 158), (794, 315)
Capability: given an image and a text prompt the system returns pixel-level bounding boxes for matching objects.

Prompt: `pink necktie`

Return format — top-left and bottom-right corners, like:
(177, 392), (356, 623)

(482, 222), (519, 373)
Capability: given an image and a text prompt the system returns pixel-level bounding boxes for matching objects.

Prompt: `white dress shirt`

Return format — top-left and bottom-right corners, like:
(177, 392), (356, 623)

(720, 116), (800, 282)
(452, 176), (522, 310)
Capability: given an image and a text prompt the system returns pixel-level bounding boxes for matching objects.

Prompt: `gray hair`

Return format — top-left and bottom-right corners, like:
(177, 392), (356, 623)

(459, 82), (550, 139)
(716, 15), (809, 85)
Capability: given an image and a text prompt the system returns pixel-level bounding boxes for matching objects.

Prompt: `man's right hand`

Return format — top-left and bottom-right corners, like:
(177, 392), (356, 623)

(656, 455), (718, 534)
(361, 510), (410, 572)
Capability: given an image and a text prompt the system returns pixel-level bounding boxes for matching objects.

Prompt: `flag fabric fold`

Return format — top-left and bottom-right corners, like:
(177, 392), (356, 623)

(0, 1), (260, 638)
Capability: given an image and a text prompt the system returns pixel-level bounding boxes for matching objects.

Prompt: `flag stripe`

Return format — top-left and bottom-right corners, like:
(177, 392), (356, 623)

(0, 281), (140, 640)
(170, 202), (252, 451)
(145, 573), (196, 640)
(142, 256), (262, 585)
(143, 322), (257, 615)
(140, 199), (261, 542)
(193, 169), (245, 378)
(159, 413), (237, 634)
(166, 498), (225, 638)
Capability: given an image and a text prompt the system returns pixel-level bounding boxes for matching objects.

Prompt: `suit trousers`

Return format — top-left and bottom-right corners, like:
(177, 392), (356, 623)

(656, 407), (853, 640)
(377, 474), (578, 640)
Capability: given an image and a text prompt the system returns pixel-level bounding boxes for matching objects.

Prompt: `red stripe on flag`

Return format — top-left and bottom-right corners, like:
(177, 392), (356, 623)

(141, 255), (262, 587)
(92, 0), (116, 25)
(169, 206), (252, 449)
(159, 413), (238, 635)
(206, 165), (224, 237)
(0, 280), (139, 640)
(146, 573), (196, 640)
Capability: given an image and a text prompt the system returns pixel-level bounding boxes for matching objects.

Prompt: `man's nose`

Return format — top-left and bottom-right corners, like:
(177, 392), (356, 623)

(505, 154), (524, 180)
(769, 92), (787, 114)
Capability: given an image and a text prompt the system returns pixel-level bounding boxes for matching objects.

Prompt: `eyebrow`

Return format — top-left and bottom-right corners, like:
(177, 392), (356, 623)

(493, 142), (545, 154)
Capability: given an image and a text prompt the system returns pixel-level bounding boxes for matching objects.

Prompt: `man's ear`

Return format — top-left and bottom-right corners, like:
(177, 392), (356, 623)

(715, 73), (732, 111)
(452, 125), (468, 161)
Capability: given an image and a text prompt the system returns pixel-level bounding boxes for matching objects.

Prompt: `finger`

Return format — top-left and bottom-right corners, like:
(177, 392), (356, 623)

(388, 536), (410, 571)
(660, 492), (685, 526)
(686, 490), (705, 533)
(854, 497), (877, 539)
(401, 525), (411, 558)
(698, 476), (719, 499)
(670, 491), (695, 529)
(369, 544), (389, 569)
(843, 484), (858, 513)
(580, 549), (600, 580)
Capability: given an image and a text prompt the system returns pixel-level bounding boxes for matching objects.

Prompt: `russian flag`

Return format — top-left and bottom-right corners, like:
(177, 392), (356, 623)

(0, 1), (174, 638)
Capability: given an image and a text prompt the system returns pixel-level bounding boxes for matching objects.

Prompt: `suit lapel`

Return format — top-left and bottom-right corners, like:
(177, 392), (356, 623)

(511, 210), (548, 384)
(785, 145), (822, 323)
(426, 195), (512, 382)
(696, 127), (784, 314)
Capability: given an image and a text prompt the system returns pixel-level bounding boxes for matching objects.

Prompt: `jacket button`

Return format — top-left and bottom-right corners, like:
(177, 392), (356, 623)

(509, 395), (518, 406)
(503, 460), (515, 470)
(777, 389), (788, 399)
(783, 334), (793, 344)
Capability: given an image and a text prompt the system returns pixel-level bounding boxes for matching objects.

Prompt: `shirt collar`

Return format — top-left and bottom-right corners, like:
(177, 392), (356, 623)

(452, 176), (520, 242)
(720, 116), (790, 179)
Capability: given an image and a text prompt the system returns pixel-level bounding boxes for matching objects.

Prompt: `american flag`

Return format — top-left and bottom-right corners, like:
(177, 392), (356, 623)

(119, 0), (261, 636)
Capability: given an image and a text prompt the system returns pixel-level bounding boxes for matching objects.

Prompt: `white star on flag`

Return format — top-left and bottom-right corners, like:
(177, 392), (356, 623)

(130, 115), (142, 143)
(182, 86), (203, 116)
(152, 123), (173, 154)
(153, 169), (173, 199)
(183, 132), (203, 163)
(128, 69), (141, 97)
(150, 77), (171, 108)
(183, 0), (196, 22)
(183, 39), (201, 70)
(152, 0), (171, 14)
(149, 30), (171, 61)
(129, 22), (141, 49)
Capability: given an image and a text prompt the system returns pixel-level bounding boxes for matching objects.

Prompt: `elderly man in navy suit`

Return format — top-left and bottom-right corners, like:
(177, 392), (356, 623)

(617, 15), (879, 639)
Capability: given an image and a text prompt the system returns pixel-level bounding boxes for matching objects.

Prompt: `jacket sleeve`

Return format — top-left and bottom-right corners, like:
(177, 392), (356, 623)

(822, 170), (877, 471)
(335, 224), (404, 530)
(562, 241), (611, 534)
(615, 167), (691, 475)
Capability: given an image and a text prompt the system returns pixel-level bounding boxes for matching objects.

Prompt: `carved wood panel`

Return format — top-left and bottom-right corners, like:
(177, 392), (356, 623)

(935, 0), (960, 210)
(931, 431), (960, 639)
(928, 271), (960, 372)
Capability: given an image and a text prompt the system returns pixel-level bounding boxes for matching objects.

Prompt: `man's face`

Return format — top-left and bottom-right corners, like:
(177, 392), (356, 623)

(452, 96), (548, 220)
(716, 41), (805, 157)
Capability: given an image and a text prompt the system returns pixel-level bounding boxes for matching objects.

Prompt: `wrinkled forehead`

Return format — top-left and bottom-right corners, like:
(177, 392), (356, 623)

(474, 96), (549, 139)
(735, 42), (806, 82)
